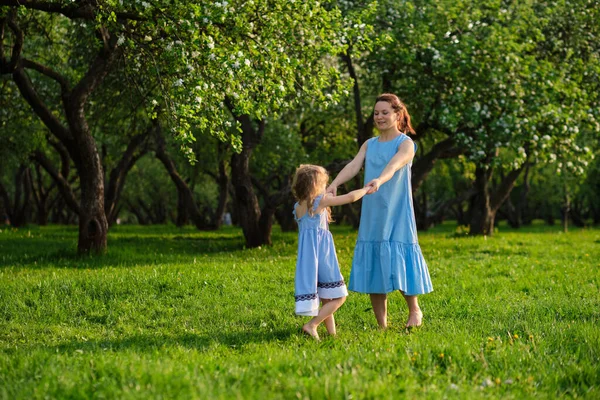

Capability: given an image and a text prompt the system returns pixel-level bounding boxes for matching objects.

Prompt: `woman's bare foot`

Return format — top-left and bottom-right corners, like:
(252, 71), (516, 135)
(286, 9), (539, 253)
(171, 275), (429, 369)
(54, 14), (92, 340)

(406, 309), (423, 328)
(302, 323), (320, 340)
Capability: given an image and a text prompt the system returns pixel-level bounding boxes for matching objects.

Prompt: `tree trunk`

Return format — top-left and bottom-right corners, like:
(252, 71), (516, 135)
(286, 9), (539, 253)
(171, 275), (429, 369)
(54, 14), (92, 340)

(154, 120), (213, 230)
(411, 136), (463, 193)
(29, 164), (55, 226)
(75, 131), (108, 253)
(469, 161), (524, 236)
(232, 143), (265, 247)
(469, 166), (495, 235)
(561, 183), (570, 233)
(5, 14), (119, 253)
(5, 165), (33, 227)
(275, 196), (297, 232)
(212, 143), (229, 229)
(175, 189), (189, 227)
(105, 130), (149, 225)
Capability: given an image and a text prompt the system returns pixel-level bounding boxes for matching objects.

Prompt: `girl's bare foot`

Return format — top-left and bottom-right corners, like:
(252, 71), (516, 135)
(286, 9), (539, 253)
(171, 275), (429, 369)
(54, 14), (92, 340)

(406, 310), (423, 328)
(302, 324), (320, 340)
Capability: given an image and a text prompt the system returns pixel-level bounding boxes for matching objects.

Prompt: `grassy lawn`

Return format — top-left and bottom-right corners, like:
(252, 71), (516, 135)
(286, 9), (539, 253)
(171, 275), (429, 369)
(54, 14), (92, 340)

(0, 222), (599, 399)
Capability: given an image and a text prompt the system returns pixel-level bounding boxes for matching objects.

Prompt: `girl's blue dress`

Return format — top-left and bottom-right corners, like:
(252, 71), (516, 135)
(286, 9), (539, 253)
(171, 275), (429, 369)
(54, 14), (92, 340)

(293, 194), (348, 316)
(349, 134), (433, 295)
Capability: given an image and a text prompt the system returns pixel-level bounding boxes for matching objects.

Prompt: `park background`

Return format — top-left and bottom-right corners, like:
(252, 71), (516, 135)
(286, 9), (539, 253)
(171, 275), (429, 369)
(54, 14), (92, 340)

(1, 0), (599, 398)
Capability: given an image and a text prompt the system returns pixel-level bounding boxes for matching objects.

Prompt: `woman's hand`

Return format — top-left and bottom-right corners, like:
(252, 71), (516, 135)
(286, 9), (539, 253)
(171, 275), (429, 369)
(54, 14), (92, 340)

(365, 179), (382, 194)
(326, 185), (337, 196)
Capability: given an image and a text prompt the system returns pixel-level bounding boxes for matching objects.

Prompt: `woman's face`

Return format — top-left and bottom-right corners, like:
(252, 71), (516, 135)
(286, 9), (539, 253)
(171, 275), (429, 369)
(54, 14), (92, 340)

(374, 101), (398, 131)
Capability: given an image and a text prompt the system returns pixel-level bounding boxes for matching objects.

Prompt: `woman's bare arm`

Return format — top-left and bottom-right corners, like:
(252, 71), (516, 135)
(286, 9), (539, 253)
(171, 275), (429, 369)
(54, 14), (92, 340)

(326, 140), (369, 195)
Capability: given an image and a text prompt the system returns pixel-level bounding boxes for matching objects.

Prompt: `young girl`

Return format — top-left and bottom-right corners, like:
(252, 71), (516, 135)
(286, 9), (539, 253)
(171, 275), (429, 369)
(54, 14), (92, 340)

(292, 164), (370, 340)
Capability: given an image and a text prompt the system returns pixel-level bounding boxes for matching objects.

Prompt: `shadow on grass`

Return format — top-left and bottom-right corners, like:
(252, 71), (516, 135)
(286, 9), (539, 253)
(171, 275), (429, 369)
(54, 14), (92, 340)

(0, 235), (245, 269)
(47, 328), (298, 354)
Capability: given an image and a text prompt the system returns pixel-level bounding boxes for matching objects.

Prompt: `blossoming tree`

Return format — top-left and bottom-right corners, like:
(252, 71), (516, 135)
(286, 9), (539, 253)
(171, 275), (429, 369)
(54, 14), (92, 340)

(0, 0), (347, 251)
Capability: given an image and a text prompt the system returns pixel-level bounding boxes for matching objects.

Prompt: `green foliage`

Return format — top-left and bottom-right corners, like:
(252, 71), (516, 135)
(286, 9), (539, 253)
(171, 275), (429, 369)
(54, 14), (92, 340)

(365, 0), (598, 174)
(93, 0), (354, 161)
(0, 79), (45, 164)
(0, 224), (599, 398)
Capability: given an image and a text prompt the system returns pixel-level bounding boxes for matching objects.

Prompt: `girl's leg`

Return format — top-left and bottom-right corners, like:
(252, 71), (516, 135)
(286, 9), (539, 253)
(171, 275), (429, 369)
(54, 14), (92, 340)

(320, 299), (337, 335)
(370, 294), (388, 329)
(402, 292), (423, 328)
(303, 297), (346, 340)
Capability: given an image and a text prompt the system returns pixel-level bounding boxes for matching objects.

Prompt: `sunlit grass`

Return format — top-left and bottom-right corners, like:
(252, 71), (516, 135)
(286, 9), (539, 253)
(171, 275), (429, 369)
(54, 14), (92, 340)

(0, 222), (598, 398)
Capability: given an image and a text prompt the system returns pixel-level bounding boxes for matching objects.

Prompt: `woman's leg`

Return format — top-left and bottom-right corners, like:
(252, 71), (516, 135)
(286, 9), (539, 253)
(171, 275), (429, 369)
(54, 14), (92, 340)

(303, 297), (346, 340)
(370, 294), (388, 329)
(402, 293), (423, 327)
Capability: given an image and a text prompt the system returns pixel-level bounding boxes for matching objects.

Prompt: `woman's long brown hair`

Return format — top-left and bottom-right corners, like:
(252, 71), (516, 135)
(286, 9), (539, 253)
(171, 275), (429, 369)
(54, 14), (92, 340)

(375, 93), (416, 135)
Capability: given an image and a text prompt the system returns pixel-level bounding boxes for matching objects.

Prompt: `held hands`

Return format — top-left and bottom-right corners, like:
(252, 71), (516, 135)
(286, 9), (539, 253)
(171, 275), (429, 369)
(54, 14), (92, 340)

(326, 185), (337, 196)
(365, 178), (382, 194)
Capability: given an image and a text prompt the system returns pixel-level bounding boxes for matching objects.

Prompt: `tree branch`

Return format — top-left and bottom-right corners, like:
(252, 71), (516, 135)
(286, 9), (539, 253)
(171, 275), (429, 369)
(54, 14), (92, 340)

(32, 151), (81, 215)
(0, 0), (144, 21)
(22, 58), (70, 92)
(12, 66), (72, 144)
(490, 165), (525, 212)
(0, 11), (24, 74)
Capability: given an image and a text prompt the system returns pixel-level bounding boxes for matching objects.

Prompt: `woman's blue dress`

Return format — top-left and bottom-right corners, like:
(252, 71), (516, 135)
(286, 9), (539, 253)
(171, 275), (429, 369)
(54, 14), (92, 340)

(293, 194), (348, 316)
(349, 134), (433, 295)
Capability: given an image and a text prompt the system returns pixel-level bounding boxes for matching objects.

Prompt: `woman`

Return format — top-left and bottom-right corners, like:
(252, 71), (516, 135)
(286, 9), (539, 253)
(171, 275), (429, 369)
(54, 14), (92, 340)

(327, 93), (433, 329)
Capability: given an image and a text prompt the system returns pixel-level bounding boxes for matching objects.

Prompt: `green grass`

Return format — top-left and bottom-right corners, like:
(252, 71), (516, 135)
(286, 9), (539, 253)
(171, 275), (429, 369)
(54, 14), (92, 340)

(0, 222), (599, 399)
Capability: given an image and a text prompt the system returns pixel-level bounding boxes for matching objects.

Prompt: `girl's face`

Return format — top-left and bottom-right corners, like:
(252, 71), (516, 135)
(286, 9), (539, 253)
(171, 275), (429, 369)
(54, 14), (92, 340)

(374, 101), (399, 131)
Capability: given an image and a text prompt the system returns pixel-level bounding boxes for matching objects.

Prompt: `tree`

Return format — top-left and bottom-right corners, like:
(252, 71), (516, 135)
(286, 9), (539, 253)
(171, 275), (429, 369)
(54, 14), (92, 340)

(362, 0), (599, 235)
(1, 0), (348, 251)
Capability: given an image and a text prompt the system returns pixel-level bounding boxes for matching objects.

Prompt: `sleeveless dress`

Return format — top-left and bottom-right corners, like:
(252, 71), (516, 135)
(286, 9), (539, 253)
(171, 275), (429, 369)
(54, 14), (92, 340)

(293, 194), (348, 316)
(349, 134), (433, 295)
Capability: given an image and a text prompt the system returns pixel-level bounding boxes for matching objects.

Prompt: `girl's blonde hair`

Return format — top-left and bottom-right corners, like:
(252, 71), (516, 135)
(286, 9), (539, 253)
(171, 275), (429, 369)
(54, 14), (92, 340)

(292, 164), (332, 221)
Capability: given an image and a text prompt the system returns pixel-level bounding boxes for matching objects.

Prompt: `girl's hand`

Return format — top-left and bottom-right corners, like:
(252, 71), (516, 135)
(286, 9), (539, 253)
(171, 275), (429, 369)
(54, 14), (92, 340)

(326, 185), (337, 196)
(365, 179), (381, 194)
